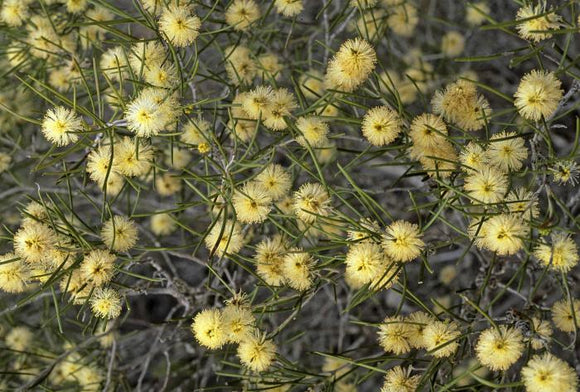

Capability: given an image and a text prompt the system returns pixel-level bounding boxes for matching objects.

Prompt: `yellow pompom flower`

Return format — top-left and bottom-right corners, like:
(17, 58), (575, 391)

(263, 88), (297, 131)
(514, 70), (563, 121)
(159, 5), (201, 47)
(113, 137), (154, 177)
(521, 353), (578, 392)
(378, 316), (412, 355)
(466, 2), (490, 26)
(409, 114), (448, 151)
(129, 41), (166, 72)
(274, 0), (303, 17)
(90, 287), (123, 319)
(191, 308), (227, 349)
(155, 172), (182, 196)
(13, 222), (56, 264)
(423, 320), (461, 358)
(225, 0), (261, 31)
(516, 4), (562, 43)
(534, 233), (578, 273)
(222, 304), (255, 343)
(41, 106), (83, 147)
(150, 213), (177, 236)
(256, 52), (283, 79)
(237, 333), (277, 372)
(475, 326), (524, 371)
(225, 45), (257, 84)
(143, 62), (179, 88)
(482, 214), (528, 255)
(293, 182), (332, 223)
(232, 181), (273, 224)
(254, 235), (287, 286)
(459, 142), (488, 172)
(255, 164), (292, 201)
(86, 145), (116, 187)
(100, 46), (128, 81)
(463, 167), (508, 204)
(282, 248), (316, 291)
(64, 0), (88, 13)
(432, 80), (491, 131)
(0, 253), (30, 293)
(242, 86), (274, 120)
(528, 317), (553, 350)
(382, 220), (424, 263)
(441, 31), (465, 57)
(5, 326), (34, 351)
(1, 0), (29, 27)
(551, 298), (580, 333)
(295, 116), (329, 148)
(80, 249), (116, 287)
(325, 38), (377, 92)
(125, 93), (168, 137)
(205, 220), (244, 256)
(381, 366), (421, 392)
(487, 131), (528, 172)
(388, 3), (418, 37)
(406, 311), (436, 349)
(361, 106), (402, 146)
(101, 216), (138, 252)
(344, 242), (386, 287)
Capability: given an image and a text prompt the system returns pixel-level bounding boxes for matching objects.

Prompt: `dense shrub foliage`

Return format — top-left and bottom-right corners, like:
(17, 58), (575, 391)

(0, 0), (579, 391)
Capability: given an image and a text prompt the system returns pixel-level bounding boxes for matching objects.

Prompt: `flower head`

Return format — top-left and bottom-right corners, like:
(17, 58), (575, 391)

(232, 181), (273, 224)
(225, 0), (261, 31)
(205, 220), (244, 256)
(487, 131), (528, 172)
(282, 248), (316, 291)
(361, 106), (402, 146)
(237, 332), (276, 372)
(41, 106), (83, 146)
(514, 70), (563, 121)
(159, 5), (201, 47)
(516, 4), (562, 43)
(90, 287), (123, 319)
(295, 116), (330, 148)
(191, 308), (226, 349)
(382, 220), (425, 263)
(423, 320), (461, 358)
(80, 249), (116, 287)
(293, 183), (332, 223)
(551, 298), (580, 333)
(464, 167), (508, 204)
(101, 216), (138, 252)
(475, 326), (524, 371)
(0, 253), (30, 293)
(325, 38), (377, 92)
(521, 353), (578, 392)
(481, 214), (528, 255)
(534, 233), (578, 272)
(378, 316), (412, 355)
(381, 366), (421, 392)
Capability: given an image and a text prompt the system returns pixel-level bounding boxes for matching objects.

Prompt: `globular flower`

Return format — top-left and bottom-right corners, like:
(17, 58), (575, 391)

(361, 106), (402, 146)
(382, 220), (425, 263)
(481, 214), (528, 255)
(466, 2), (490, 26)
(432, 80), (491, 131)
(155, 173), (182, 196)
(295, 116), (330, 148)
(475, 325), (524, 371)
(13, 222), (56, 264)
(521, 353), (578, 392)
(242, 86), (274, 120)
(232, 181), (273, 224)
(254, 164), (292, 201)
(459, 142), (488, 172)
(1, 0), (29, 27)
(0, 253), (30, 293)
(534, 233), (578, 273)
(205, 220), (244, 256)
(225, 0), (261, 31)
(423, 320), (461, 358)
(282, 248), (316, 291)
(528, 317), (553, 350)
(113, 137), (154, 177)
(506, 187), (540, 219)
(551, 298), (580, 333)
(41, 106), (83, 147)
(263, 88), (297, 131)
(254, 235), (287, 286)
(406, 311), (436, 349)
(516, 4), (562, 43)
(344, 242), (386, 287)
(222, 303), (255, 343)
(274, 0), (303, 17)
(5, 326), (34, 351)
(514, 70), (563, 121)
(381, 366), (421, 392)
(293, 182), (332, 223)
(159, 5), (201, 47)
(90, 287), (123, 319)
(487, 131), (528, 172)
(388, 3), (418, 37)
(378, 316), (412, 355)
(409, 114), (448, 151)
(101, 216), (138, 252)
(150, 213), (177, 236)
(463, 167), (508, 204)
(126, 91), (171, 137)
(80, 249), (116, 287)
(237, 333), (276, 372)
(441, 31), (465, 57)
(191, 308), (227, 349)
(325, 38), (377, 92)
